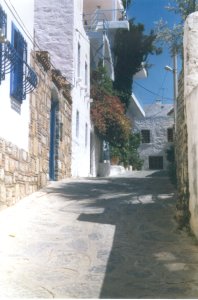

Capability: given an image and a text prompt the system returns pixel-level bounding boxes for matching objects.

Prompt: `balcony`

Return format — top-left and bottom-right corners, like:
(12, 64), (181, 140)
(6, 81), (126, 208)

(0, 4), (37, 99)
(0, 41), (38, 100)
(83, 8), (129, 32)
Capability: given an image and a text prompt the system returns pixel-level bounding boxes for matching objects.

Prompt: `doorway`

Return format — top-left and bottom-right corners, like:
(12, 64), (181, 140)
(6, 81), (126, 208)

(49, 101), (58, 180)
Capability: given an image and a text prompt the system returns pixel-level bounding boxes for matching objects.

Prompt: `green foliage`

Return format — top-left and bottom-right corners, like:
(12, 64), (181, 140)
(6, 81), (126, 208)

(91, 60), (113, 95)
(165, 0), (197, 20)
(91, 63), (131, 147)
(155, 0), (198, 56)
(110, 133), (143, 169)
(122, 0), (133, 9)
(113, 19), (161, 108)
(154, 19), (183, 55)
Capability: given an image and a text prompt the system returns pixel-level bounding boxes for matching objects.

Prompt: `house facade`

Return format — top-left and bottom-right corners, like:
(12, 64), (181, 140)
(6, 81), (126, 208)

(83, 0), (129, 176)
(133, 101), (174, 170)
(0, 1), (72, 208)
(34, 0), (91, 178)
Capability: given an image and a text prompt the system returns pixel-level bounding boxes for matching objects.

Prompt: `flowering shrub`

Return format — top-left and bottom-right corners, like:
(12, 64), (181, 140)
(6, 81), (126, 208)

(91, 85), (131, 147)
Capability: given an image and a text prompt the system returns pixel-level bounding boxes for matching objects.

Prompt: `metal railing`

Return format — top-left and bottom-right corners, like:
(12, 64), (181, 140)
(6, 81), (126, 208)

(0, 41), (38, 99)
(83, 8), (126, 32)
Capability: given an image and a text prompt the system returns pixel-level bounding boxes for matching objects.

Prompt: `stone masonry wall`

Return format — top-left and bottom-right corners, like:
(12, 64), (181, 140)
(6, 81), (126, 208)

(0, 51), (72, 209)
(183, 12), (198, 237)
(134, 116), (174, 170)
(175, 70), (190, 228)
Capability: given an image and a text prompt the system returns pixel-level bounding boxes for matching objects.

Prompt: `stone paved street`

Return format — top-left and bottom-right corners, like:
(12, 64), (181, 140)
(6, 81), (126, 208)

(1, 170), (198, 298)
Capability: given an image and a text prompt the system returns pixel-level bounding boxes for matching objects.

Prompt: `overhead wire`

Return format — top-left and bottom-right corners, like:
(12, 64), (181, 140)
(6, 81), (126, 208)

(133, 81), (173, 101)
(3, 0), (74, 87)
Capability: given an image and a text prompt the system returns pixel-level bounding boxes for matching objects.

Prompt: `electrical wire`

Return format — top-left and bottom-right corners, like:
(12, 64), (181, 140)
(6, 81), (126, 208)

(3, 0), (75, 87)
(133, 81), (173, 101)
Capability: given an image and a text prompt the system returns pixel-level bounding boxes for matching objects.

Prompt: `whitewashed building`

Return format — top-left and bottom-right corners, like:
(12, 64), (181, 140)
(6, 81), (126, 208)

(0, 0), (37, 150)
(0, 1), (72, 207)
(133, 101), (174, 170)
(83, 0), (129, 176)
(34, 0), (91, 177)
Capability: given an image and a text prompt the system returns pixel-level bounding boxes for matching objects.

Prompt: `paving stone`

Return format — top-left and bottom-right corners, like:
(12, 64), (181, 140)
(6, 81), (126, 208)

(0, 170), (198, 298)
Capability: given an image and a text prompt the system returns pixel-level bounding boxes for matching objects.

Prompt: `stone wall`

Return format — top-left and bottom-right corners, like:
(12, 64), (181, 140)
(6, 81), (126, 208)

(0, 51), (72, 209)
(0, 139), (38, 208)
(175, 70), (190, 228)
(183, 12), (198, 237)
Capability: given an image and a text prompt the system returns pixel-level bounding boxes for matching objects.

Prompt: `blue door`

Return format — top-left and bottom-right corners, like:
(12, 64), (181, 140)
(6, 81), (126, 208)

(49, 101), (57, 180)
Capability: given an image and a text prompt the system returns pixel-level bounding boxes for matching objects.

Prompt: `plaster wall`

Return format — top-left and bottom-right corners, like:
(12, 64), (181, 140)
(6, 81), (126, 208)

(34, 0), (91, 177)
(184, 12), (198, 237)
(134, 117), (174, 170)
(0, 0), (34, 150)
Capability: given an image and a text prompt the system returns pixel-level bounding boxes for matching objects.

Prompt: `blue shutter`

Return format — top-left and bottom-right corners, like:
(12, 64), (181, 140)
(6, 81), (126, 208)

(0, 5), (7, 84)
(10, 23), (27, 102)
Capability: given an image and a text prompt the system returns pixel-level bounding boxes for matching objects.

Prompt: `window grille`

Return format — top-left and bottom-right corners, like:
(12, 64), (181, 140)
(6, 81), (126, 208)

(0, 9), (37, 100)
(141, 129), (150, 143)
(0, 5), (8, 84)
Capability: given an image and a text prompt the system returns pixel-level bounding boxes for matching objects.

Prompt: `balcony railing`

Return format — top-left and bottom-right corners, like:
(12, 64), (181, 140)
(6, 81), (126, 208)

(0, 41), (18, 83)
(83, 8), (127, 32)
(0, 4), (37, 99)
(0, 40), (38, 99)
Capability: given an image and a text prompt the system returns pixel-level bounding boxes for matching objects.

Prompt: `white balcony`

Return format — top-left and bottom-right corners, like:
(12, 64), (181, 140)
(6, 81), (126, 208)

(83, 0), (129, 32)
(83, 0), (124, 16)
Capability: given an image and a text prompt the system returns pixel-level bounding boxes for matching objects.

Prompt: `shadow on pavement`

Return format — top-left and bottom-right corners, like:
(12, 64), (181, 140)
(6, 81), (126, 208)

(44, 171), (198, 299)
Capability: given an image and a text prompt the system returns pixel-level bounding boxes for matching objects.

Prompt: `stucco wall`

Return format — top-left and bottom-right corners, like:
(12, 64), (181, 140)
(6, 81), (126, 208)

(134, 116), (174, 170)
(0, 0), (34, 150)
(184, 12), (198, 237)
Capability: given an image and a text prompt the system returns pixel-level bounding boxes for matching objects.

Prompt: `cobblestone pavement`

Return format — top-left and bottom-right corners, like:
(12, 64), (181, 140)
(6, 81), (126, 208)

(1, 170), (198, 298)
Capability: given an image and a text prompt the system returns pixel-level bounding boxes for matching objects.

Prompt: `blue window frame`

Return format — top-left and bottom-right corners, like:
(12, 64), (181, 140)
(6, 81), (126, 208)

(10, 23), (27, 102)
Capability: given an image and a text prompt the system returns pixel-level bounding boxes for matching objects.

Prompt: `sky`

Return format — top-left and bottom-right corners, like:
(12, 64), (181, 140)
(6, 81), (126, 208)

(127, 0), (182, 106)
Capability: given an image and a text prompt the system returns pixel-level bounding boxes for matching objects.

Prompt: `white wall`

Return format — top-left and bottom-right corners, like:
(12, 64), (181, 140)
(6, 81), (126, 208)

(34, 0), (91, 177)
(0, 0), (34, 150)
(134, 117), (174, 170)
(71, 0), (91, 177)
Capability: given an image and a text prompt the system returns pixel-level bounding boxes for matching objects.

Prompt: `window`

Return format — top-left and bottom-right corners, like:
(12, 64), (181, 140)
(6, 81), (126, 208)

(85, 123), (88, 147)
(85, 61), (88, 85)
(10, 23), (27, 102)
(149, 156), (163, 170)
(76, 110), (79, 138)
(141, 130), (150, 143)
(0, 5), (7, 84)
(77, 42), (81, 78)
(167, 128), (173, 142)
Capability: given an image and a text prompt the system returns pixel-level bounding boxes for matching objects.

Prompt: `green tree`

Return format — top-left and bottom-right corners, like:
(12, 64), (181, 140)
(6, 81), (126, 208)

(113, 19), (161, 109)
(122, 0), (133, 9)
(110, 132), (143, 169)
(154, 0), (198, 56)
(165, 0), (197, 20)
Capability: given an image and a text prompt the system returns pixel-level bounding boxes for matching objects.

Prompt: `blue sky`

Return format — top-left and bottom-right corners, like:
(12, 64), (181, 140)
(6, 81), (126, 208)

(127, 0), (182, 106)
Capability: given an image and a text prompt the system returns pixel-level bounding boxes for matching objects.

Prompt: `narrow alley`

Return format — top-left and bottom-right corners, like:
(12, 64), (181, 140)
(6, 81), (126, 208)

(1, 171), (198, 298)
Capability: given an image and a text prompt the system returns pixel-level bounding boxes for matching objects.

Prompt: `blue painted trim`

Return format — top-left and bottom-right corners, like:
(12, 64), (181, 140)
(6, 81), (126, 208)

(10, 22), (27, 102)
(49, 102), (57, 180)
